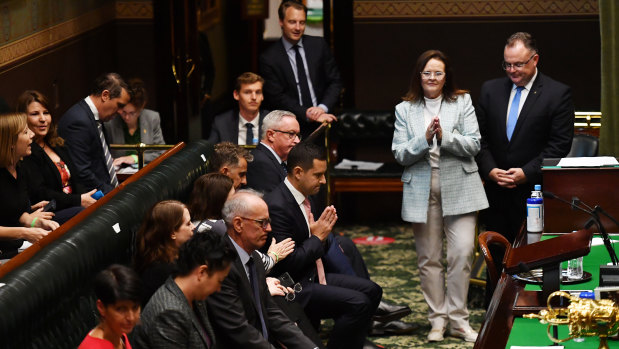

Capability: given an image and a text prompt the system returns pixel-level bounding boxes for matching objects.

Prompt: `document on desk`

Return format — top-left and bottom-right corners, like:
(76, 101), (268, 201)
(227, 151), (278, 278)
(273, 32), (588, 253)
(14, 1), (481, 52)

(557, 156), (618, 167)
(334, 159), (383, 171)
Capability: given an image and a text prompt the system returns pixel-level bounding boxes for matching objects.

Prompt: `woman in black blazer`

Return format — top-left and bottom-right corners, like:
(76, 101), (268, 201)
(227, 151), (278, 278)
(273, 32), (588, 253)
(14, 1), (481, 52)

(17, 91), (97, 223)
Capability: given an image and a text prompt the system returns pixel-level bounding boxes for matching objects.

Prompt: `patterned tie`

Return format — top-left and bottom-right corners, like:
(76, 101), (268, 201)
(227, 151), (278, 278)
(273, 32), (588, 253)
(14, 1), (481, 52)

(506, 86), (524, 141)
(97, 122), (119, 187)
(303, 198), (327, 285)
(280, 161), (287, 175)
(246, 257), (268, 340)
(293, 45), (313, 108)
(245, 123), (254, 145)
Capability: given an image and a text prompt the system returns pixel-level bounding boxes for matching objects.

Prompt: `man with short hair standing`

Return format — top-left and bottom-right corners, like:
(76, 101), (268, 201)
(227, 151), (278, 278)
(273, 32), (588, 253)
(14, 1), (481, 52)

(259, 1), (339, 136)
(58, 73), (130, 194)
(207, 190), (318, 348)
(476, 32), (574, 243)
(207, 72), (269, 145)
(246, 110), (301, 193)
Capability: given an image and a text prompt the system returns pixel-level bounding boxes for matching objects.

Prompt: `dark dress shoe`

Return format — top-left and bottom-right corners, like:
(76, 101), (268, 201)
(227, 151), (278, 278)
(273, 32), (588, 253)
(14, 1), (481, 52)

(363, 339), (384, 349)
(370, 320), (419, 336)
(372, 300), (412, 323)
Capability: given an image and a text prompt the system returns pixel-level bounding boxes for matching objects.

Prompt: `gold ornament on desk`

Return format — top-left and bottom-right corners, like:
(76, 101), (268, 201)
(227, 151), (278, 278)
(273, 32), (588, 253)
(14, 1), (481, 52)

(524, 291), (619, 349)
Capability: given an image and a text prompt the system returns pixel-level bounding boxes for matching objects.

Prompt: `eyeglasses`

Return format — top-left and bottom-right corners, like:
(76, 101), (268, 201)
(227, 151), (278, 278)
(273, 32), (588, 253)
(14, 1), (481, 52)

(240, 217), (271, 230)
(273, 129), (302, 141)
(420, 71), (445, 80)
(502, 53), (536, 70)
(285, 283), (303, 302)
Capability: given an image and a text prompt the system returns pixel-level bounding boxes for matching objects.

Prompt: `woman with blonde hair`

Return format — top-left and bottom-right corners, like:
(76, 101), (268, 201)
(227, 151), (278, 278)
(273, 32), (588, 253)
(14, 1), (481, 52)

(0, 112), (59, 260)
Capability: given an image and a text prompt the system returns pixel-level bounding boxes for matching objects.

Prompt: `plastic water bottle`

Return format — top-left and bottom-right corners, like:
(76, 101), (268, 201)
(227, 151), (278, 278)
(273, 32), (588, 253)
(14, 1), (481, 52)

(527, 184), (544, 233)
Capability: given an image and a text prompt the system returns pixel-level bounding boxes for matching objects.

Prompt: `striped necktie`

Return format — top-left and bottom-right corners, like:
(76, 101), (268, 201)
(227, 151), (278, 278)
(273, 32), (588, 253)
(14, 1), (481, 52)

(97, 122), (119, 187)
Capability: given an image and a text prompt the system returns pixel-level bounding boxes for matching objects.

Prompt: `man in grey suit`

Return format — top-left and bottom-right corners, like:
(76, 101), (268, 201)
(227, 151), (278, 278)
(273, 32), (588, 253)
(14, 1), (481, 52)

(133, 231), (236, 349)
(207, 190), (318, 349)
(207, 72), (269, 145)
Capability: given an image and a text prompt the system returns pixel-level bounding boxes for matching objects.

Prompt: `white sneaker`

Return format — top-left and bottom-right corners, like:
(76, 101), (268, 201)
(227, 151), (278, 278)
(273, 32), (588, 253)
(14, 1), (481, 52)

(449, 327), (478, 342)
(427, 327), (445, 342)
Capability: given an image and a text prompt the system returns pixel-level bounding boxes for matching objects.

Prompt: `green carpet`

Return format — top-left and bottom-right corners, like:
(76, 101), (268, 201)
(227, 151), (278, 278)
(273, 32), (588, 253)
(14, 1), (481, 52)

(325, 223), (486, 349)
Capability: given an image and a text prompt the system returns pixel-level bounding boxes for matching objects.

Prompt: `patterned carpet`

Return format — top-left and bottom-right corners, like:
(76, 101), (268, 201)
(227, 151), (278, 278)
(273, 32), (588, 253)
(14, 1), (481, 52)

(325, 223), (487, 349)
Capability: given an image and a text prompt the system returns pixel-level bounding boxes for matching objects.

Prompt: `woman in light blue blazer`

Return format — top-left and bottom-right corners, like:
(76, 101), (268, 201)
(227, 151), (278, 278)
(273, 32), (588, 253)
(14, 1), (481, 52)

(392, 50), (488, 343)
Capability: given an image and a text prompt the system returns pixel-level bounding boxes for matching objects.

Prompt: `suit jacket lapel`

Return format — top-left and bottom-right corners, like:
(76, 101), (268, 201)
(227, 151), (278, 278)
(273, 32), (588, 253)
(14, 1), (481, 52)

(259, 144), (286, 180)
(231, 112), (240, 142)
(278, 39), (297, 91)
(33, 143), (63, 188)
(511, 74), (543, 142)
(167, 279), (212, 348)
(281, 184), (310, 238)
(408, 102), (426, 143)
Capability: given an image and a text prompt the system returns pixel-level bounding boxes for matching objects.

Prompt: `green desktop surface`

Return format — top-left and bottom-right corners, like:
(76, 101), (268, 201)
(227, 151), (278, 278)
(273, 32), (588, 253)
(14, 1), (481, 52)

(506, 235), (619, 348)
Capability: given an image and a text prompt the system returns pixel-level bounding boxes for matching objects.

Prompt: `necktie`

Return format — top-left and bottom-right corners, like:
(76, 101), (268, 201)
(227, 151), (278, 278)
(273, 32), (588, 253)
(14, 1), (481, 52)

(303, 199), (327, 285)
(280, 161), (287, 175)
(246, 257), (268, 340)
(293, 45), (313, 108)
(245, 123), (254, 145)
(97, 122), (119, 187)
(506, 86), (524, 141)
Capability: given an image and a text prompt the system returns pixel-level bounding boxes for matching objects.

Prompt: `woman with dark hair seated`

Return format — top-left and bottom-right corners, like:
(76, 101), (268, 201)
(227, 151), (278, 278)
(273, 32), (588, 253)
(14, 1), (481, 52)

(104, 78), (165, 167)
(187, 172), (294, 274)
(17, 90), (97, 223)
(133, 231), (235, 349)
(78, 264), (141, 349)
(0, 112), (59, 260)
(134, 200), (194, 305)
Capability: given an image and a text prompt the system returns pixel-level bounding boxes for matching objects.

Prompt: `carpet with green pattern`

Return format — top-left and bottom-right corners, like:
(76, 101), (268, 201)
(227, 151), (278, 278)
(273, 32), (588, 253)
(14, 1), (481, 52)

(319, 223), (486, 349)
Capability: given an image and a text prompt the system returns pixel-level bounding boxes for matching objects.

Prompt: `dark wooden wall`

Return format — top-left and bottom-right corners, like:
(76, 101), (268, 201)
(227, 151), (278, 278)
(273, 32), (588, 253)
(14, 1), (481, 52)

(351, 19), (601, 111)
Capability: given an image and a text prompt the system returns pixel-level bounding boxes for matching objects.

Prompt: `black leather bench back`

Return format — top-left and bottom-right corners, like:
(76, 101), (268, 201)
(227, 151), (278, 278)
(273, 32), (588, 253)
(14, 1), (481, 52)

(0, 140), (213, 348)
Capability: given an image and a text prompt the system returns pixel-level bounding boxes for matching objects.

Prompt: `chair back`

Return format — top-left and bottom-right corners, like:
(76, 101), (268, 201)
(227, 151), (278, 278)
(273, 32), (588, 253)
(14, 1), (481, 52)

(478, 231), (512, 289)
(567, 134), (599, 157)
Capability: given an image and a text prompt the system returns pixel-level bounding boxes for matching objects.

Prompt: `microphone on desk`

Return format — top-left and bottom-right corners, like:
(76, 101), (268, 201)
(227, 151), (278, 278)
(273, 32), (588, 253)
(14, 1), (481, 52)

(543, 191), (619, 266)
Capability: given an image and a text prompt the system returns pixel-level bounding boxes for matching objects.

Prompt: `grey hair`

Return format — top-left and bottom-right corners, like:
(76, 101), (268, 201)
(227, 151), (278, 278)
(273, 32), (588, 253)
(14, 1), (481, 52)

(222, 189), (264, 225)
(260, 110), (296, 140)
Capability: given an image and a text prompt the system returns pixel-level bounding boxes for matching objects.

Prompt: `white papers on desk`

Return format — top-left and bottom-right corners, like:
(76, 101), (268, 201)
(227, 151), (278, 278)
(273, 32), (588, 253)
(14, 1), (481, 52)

(557, 156), (618, 167)
(116, 166), (138, 175)
(334, 159), (383, 171)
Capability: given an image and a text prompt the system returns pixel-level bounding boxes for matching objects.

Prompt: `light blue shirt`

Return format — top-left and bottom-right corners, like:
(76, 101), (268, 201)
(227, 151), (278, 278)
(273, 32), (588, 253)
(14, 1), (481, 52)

(281, 37), (328, 113)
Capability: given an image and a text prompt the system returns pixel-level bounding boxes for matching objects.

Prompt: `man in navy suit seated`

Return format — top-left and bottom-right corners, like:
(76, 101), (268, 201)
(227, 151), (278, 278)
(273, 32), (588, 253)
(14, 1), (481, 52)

(58, 73), (130, 194)
(207, 72), (269, 146)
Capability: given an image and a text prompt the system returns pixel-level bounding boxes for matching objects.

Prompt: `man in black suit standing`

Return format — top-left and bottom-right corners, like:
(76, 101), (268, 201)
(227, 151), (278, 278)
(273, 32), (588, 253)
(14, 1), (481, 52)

(207, 190), (318, 349)
(207, 72), (269, 145)
(476, 32), (574, 243)
(259, 1), (339, 136)
(264, 142), (383, 349)
(246, 110), (300, 193)
(58, 73), (130, 194)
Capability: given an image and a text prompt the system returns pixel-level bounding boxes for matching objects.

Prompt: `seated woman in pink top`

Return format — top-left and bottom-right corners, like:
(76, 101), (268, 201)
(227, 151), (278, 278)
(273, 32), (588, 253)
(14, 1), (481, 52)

(78, 264), (141, 349)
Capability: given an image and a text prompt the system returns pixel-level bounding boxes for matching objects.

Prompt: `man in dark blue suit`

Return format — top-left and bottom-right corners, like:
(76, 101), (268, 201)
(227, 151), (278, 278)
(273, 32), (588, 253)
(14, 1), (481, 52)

(259, 1), (339, 136)
(264, 142), (383, 349)
(207, 72), (269, 145)
(58, 73), (130, 194)
(476, 32), (574, 243)
(246, 110), (300, 193)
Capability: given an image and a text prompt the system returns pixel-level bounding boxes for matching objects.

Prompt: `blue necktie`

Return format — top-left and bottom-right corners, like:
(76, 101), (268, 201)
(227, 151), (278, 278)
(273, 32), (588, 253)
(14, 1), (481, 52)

(247, 257), (268, 340)
(506, 86), (524, 141)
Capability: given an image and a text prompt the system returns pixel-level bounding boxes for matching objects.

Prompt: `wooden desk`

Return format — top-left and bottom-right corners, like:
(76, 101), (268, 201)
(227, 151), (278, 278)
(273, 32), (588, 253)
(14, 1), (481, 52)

(543, 160), (619, 234)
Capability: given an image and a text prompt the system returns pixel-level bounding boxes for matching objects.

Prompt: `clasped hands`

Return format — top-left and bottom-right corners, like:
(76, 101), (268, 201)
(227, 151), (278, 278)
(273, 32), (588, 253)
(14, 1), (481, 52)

(489, 168), (526, 188)
(310, 205), (338, 242)
(425, 116), (442, 146)
(306, 107), (337, 123)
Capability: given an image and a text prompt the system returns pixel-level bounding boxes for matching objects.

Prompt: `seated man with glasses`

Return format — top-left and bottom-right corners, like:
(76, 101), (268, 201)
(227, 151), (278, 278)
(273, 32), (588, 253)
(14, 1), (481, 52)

(246, 110), (301, 193)
(206, 190), (319, 348)
(475, 32), (574, 304)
